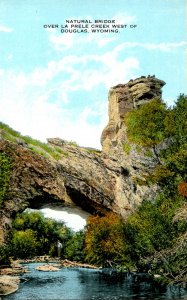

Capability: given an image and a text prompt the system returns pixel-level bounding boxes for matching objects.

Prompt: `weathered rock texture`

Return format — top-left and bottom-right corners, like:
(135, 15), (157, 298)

(0, 139), (68, 243)
(0, 76), (165, 243)
(101, 75), (165, 157)
(0, 275), (20, 295)
(35, 265), (60, 272)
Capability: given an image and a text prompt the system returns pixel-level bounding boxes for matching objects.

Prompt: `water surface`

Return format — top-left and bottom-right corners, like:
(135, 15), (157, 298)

(4, 263), (187, 300)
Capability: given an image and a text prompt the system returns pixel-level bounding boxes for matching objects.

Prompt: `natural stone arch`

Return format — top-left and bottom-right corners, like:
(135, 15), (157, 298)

(0, 140), (112, 243)
(0, 75), (165, 243)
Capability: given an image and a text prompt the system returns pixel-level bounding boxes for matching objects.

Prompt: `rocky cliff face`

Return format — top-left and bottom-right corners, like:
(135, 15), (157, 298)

(0, 76), (165, 243)
(0, 139), (67, 243)
(101, 75), (165, 157)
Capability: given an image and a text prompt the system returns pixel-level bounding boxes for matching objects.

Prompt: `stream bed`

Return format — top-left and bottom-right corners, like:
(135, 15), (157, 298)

(3, 263), (187, 300)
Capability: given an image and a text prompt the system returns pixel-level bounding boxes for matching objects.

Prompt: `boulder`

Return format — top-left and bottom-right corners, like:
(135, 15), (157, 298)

(0, 275), (20, 295)
(35, 265), (60, 272)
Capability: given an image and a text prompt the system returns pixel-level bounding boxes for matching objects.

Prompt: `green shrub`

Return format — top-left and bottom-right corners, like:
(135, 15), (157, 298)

(0, 153), (11, 208)
(123, 143), (131, 155)
(69, 140), (78, 147)
(11, 229), (39, 259)
(65, 231), (85, 262)
(85, 148), (101, 155)
(0, 244), (11, 267)
(1, 132), (16, 143)
(0, 122), (68, 161)
(11, 211), (73, 258)
(144, 149), (153, 158)
(136, 145), (143, 154)
(0, 122), (21, 138)
(85, 213), (127, 267)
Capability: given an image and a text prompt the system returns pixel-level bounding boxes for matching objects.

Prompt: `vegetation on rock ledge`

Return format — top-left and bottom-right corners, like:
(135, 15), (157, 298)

(0, 152), (11, 208)
(0, 122), (68, 161)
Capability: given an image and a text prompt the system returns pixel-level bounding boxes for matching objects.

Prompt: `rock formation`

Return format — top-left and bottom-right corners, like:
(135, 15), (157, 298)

(0, 275), (20, 295)
(0, 76), (165, 243)
(101, 75), (165, 157)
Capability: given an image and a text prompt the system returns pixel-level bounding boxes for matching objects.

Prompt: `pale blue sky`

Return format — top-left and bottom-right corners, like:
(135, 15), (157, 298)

(0, 0), (186, 148)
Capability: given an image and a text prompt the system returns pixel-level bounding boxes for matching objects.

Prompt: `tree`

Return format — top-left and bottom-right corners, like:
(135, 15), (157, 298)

(11, 211), (73, 258)
(0, 244), (11, 266)
(178, 182), (187, 197)
(84, 213), (126, 266)
(163, 95), (187, 183)
(164, 95), (187, 142)
(0, 153), (11, 207)
(125, 99), (167, 163)
(11, 229), (39, 258)
(65, 230), (85, 262)
(125, 95), (187, 190)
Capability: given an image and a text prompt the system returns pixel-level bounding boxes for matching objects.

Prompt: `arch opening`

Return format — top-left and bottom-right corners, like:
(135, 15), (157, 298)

(26, 205), (90, 232)
(25, 190), (95, 231)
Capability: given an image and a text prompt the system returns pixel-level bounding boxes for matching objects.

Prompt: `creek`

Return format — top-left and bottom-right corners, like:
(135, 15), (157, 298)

(2, 263), (187, 300)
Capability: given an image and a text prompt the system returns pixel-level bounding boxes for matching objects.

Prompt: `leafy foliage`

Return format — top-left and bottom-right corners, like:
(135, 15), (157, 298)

(85, 213), (126, 267)
(125, 99), (167, 162)
(123, 194), (185, 263)
(84, 94), (187, 274)
(125, 95), (187, 188)
(0, 244), (11, 266)
(0, 122), (68, 160)
(10, 211), (73, 259)
(0, 122), (21, 139)
(83, 194), (186, 270)
(123, 143), (131, 155)
(178, 182), (187, 197)
(0, 153), (11, 207)
(65, 230), (85, 262)
(11, 229), (39, 259)
(122, 94), (187, 275)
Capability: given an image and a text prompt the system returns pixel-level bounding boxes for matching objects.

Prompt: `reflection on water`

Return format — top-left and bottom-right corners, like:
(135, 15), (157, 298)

(4, 263), (187, 300)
